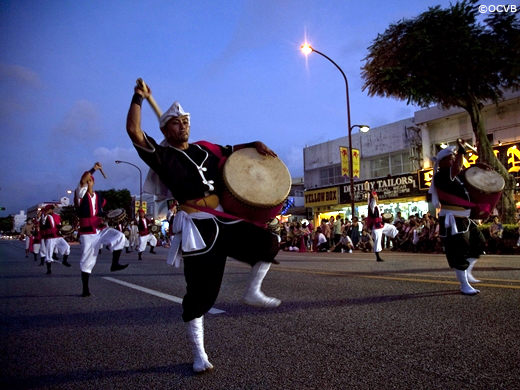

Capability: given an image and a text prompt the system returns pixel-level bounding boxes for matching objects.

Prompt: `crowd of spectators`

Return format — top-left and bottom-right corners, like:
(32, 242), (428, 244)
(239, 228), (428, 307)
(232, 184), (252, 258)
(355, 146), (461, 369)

(279, 212), (518, 255)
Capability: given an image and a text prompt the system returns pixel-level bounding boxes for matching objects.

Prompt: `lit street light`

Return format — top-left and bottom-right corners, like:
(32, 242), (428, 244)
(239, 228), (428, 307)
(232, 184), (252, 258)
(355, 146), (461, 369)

(115, 160), (143, 208)
(300, 44), (369, 217)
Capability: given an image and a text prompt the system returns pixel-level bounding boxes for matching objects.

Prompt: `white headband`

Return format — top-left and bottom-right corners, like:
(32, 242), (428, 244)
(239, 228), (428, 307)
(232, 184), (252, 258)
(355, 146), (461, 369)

(159, 101), (190, 129)
(428, 146), (457, 208)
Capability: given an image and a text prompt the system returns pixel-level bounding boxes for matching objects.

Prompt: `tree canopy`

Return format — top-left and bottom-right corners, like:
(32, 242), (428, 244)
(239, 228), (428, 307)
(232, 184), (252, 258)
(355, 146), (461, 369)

(361, 0), (520, 222)
(362, 0), (520, 111)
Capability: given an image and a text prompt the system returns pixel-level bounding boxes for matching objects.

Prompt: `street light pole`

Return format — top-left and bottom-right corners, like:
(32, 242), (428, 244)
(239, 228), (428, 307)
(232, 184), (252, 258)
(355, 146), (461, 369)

(301, 44), (369, 218)
(115, 160), (143, 207)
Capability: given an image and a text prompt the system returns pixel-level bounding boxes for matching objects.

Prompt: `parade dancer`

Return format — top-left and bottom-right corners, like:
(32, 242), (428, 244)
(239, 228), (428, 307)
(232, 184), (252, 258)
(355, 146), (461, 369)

(126, 83), (281, 373)
(366, 191), (398, 262)
(429, 140), (485, 295)
(20, 218), (33, 258)
(136, 208), (158, 260)
(40, 205), (71, 274)
(75, 163), (129, 297)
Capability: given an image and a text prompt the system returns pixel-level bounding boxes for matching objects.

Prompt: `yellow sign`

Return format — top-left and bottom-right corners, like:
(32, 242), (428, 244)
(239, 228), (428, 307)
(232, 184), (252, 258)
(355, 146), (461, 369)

(135, 201), (147, 214)
(340, 146), (360, 179)
(304, 187), (339, 207)
(418, 168), (434, 190)
(507, 145), (520, 172)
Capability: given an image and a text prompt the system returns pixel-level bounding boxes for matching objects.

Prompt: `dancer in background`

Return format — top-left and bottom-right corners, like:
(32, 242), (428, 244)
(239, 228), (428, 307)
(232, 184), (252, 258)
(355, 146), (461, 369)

(75, 163), (129, 297)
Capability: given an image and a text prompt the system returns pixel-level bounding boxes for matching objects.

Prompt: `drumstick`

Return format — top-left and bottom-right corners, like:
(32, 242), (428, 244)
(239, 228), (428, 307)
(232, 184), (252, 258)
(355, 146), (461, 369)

(136, 78), (163, 119)
(99, 168), (107, 179)
(458, 138), (478, 154)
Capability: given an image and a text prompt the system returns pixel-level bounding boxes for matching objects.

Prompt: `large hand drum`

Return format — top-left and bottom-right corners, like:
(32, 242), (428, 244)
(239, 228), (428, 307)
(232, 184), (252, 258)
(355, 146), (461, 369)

(464, 166), (505, 219)
(107, 209), (127, 225)
(220, 148), (291, 225)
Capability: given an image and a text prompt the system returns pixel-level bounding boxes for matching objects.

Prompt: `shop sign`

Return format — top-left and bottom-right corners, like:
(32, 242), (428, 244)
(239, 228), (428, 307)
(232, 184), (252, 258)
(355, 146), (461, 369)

(340, 173), (422, 203)
(418, 168), (434, 190)
(304, 187), (339, 207)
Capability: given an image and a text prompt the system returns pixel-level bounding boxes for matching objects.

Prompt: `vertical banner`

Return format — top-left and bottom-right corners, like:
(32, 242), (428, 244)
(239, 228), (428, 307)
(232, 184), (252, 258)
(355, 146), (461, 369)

(352, 148), (360, 179)
(340, 146), (360, 179)
(340, 146), (349, 178)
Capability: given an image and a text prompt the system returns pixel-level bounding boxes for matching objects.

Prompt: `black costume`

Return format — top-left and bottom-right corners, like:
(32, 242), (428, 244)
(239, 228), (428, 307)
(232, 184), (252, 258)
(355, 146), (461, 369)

(135, 134), (279, 322)
(434, 167), (484, 270)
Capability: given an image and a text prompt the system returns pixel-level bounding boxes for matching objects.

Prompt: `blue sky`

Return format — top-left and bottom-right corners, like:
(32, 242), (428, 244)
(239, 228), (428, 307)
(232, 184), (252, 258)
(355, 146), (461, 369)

(0, 0), (459, 216)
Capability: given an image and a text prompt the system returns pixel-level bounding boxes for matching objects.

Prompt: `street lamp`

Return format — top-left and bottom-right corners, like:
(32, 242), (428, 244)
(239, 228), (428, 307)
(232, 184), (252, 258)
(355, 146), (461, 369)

(115, 160), (143, 206)
(301, 44), (370, 217)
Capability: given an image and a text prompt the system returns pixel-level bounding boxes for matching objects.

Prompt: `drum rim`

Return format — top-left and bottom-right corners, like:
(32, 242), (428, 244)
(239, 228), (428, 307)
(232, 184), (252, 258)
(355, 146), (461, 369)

(464, 166), (505, 193)
(107, 208), (126, 218)
(222, 148), (291, 208)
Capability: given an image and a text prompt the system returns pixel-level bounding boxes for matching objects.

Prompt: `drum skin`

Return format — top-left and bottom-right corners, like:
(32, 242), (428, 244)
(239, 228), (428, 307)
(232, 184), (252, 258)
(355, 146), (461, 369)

(464, 166), (505, 219)
(60, 225), (74, 237)
(107, 209), (127, 225)
(382, 213), (393, 223)
(220, 148), (291, 225)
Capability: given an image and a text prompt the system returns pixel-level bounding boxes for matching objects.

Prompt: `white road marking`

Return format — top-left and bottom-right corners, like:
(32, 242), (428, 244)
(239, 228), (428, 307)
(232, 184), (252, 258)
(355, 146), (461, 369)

(103, 277), (225, 314)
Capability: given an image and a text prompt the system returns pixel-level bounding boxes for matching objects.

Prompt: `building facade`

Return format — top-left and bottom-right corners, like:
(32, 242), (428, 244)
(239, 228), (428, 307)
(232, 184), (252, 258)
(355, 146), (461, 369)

(304, 90), (520, 227)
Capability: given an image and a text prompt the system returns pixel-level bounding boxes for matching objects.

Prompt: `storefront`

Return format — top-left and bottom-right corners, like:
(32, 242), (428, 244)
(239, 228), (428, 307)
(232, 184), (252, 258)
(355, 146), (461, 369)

(303, 186), (340, 226)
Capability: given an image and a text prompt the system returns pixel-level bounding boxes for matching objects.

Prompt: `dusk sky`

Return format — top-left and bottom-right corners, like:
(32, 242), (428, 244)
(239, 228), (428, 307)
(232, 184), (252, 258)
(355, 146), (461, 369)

(0, 0), (460, 216)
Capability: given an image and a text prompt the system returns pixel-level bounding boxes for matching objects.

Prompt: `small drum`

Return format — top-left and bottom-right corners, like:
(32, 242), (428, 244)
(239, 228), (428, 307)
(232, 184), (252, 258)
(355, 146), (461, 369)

(220, 148), (291, 225)
(107, 209), (127, 225)
(382, 213), (394, 224)
(463, 166), (505, 219)
(60, 225), (74, 238)
(150, 225), (159, 234)
(123, 229), (130, 238)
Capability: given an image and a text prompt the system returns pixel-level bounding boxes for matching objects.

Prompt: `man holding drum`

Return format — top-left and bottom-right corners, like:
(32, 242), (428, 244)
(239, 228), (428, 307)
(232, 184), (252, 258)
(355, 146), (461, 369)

(429, 140), (485, 295)
(126, 84), (281, 373)
(75, 163), (129, 297)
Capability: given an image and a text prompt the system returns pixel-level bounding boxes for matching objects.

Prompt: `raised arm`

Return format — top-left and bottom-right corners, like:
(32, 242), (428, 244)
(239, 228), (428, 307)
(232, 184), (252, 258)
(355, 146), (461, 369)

(80, 162), (102, 186)
(450, 139), (466, 178)
(126, 86), (151, 148)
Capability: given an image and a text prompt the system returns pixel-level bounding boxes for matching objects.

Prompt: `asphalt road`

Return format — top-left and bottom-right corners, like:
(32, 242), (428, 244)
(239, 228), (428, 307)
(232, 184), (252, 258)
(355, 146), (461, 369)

(1, 239), (520, 390)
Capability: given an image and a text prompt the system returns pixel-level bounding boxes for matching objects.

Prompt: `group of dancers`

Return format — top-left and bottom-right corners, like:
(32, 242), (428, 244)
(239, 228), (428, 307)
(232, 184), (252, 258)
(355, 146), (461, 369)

(20, 80), (489, 374)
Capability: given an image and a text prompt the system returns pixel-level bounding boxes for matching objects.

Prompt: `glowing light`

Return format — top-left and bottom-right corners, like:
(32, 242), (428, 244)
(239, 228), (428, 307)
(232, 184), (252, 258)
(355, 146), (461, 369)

(300, 44), (313, 55)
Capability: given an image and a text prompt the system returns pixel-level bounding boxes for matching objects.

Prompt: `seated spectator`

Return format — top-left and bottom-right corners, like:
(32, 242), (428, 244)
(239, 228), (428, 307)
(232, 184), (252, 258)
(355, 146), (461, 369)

(358, 229), (374, 253)
(331, 232), (354, 253)
(315, 227), (330, 252)
(489, 216), (503, 254)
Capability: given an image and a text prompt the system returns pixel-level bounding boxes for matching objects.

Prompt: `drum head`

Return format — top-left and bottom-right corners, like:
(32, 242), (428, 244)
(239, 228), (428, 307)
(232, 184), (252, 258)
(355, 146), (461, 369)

(465, 166), (505, 194)
(107, 209), (125, 219)
(150, 225), (159, 233)
(382, 213), (393, 223)
(61, 225), (74, 236)
(223, 148), (291, 208)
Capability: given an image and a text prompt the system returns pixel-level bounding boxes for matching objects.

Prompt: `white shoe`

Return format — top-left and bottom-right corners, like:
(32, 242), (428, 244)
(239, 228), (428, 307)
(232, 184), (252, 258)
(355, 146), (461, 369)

(467, 258), (481, 283)
(242, 262), (281, 308)
(455, 269), (480, 295)
(349, 249), (353, 253)
(185, 317), (214, 373)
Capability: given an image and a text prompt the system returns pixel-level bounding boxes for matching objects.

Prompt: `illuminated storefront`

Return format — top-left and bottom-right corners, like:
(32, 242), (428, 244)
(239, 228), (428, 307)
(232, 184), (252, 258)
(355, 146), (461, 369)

(305, 172), (431, 225)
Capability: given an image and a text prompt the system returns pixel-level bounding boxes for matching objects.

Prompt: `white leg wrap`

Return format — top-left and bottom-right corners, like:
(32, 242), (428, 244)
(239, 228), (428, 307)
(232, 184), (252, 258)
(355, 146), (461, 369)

(185, 317), (213, 373)
(455, 269), (480, 295)
(241, 261), (281, 308)
(466, 258), (481, 283)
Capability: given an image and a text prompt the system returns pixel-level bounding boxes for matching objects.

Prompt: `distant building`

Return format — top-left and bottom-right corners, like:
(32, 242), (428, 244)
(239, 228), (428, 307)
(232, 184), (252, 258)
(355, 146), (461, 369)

(13, 210), (28, 232)
(303, 90), (520, 226)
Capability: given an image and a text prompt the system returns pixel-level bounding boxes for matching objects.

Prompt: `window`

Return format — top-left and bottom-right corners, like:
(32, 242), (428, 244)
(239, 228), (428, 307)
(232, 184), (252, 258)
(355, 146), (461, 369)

(320, 165), (347, 186)
(369, 152), (412, 178)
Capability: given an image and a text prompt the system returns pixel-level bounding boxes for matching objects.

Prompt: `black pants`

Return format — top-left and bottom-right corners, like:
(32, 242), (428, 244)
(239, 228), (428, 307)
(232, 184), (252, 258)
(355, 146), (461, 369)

(440, 217), (485, 271)
(182, 218), (279, 322)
